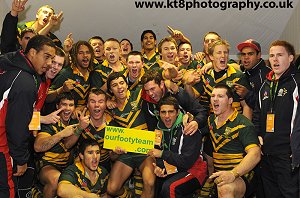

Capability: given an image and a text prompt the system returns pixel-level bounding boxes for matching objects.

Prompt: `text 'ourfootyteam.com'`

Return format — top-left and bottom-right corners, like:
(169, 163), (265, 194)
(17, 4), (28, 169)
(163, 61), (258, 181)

(134, 0), (294, 11)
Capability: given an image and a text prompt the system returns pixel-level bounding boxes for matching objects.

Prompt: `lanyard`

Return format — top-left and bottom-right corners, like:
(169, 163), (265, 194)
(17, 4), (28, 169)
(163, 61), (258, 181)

(269, 74), (279, 113)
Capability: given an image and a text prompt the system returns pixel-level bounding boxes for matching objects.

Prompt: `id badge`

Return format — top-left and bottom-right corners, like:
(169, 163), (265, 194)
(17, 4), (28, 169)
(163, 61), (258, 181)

(29, 111), (41, 130)
(266, 113), (275, 133)
(154, 129), (163, 146)
(163, 160), (178, 175)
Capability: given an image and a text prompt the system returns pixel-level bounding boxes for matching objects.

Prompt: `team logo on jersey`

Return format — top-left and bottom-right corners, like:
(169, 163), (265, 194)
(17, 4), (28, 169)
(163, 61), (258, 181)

(205, 78), (210, 85)
(223, 127), (232, 139)
(81, 179), (88, 187)
(250, 82), (255, 88)
(75, 79), (81, 84)
(120, 112), (130, 118)
(262, 91), (269, 100)
(277, 88), (287, 97)
(226, 81), (233, 87)
(130, 101), (138, 111)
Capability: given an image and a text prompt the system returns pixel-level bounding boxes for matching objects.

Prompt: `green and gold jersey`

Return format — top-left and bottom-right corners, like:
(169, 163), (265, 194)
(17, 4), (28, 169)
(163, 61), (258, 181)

(110, 88), (147, 130)
(58, 161), (108, 195)
(93, 58), (101, 68)
(174, 60), (202, 87)
(192, 64), (250, 113)
(207, 110), (258, 172)
(51, 65), (90, 106)
(143, 51), (160, 70)
(123, 68), (145, 92)
(38, 120), (78, 168)
(179, 60), (202, 71)
(90, 60), (127, 89)
(78, 113), (115, 168)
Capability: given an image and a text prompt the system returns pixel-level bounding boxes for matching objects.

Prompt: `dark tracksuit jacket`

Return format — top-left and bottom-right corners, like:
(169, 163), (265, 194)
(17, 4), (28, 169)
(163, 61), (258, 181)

(241, 58), (271, 109)
(0, 51), (40, 197)
(1, 12), (20, 54)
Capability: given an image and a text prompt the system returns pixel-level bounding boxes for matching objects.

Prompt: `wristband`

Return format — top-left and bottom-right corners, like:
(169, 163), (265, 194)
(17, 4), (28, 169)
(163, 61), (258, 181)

(230, 169), (240, 178)
(74, 127), (83, 137)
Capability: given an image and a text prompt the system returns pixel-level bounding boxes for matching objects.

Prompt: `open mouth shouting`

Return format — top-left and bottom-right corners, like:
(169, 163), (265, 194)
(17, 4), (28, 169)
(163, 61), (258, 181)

(212, 103), (220, 112)
(81, 58), (90, 67)
(91, 158), (99, 170)
(92, 108), (103, 119)
(61, 110), (72, 121)
(130, 68), (140, 79)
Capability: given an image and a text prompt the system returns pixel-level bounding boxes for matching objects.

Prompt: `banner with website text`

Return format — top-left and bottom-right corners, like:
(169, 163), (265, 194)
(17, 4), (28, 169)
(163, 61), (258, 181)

(103, 126), (155, 154)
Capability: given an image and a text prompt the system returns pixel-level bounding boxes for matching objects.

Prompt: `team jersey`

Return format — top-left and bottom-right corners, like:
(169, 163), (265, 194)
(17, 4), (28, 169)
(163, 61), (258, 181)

(179, 60), (202, 71)
(110, 88), (147, 130)
(174, 60), (202, 87)
(90, 60), (127, 89)
(192, 64), (250, 113)
(51, 65), (91, 106)
(59, 161), (108, 195)
(38, 119), (78, 168)
(206, 110), (258, 172)
(142, 51), (160, 70)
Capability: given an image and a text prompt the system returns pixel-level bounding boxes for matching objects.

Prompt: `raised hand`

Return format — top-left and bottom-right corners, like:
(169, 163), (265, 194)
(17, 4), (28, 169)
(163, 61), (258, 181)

(77, 107), (90, 130)
(62, 79), (76, 92)
(41, 107), (64, 124)
(167, 26), (184, 41)
(194, 52), (206, 61)
(63, 33), (74, 53)
(11, 0), (28, 17)
(49, 11), (63, 27)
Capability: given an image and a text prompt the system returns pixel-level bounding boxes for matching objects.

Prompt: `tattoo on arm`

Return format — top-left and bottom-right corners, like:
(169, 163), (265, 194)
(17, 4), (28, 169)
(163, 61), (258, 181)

(40, 138), (59, 151)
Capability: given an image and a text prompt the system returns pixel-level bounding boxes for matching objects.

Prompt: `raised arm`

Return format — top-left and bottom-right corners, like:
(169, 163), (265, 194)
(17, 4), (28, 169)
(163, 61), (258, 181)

(1, 0), (28, 53)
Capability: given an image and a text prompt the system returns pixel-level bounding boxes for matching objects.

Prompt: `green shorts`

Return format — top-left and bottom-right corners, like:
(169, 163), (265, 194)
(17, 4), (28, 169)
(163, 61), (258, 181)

(117, 153), (147, 169)
(36, 159), (68, 174)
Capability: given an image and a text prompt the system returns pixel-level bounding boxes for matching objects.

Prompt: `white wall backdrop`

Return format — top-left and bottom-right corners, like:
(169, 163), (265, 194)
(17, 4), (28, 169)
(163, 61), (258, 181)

(1, 0), (299, 57)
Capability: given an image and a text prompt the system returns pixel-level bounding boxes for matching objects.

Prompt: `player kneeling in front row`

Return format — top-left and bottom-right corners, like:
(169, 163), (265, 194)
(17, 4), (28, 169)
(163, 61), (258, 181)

(57, 139), (109, 198)
(206, 84), (261, 198)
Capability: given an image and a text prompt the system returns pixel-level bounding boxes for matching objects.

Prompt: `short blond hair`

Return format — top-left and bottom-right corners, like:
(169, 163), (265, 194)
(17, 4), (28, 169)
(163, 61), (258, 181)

(36, 5), (55, 16)
(208, 39), (230, 55)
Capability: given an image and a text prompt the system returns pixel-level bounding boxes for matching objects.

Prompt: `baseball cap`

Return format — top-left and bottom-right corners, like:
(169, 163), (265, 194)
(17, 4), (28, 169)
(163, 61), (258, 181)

(237, 39), (261, 52)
